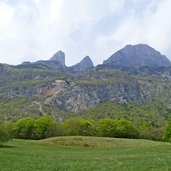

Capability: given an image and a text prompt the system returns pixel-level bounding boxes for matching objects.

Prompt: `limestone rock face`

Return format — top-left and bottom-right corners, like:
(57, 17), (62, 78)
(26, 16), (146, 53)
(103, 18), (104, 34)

(50, 82), (151, 112)
(103, 44), (171, 69)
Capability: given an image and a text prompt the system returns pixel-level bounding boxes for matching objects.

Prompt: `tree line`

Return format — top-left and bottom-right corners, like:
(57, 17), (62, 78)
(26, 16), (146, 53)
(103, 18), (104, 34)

(1, 116), (171, 145)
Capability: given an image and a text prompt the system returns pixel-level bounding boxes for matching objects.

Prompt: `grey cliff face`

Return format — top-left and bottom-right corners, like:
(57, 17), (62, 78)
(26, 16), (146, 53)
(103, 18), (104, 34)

(49, 50), (65, 67)
(50, 82), (151, 112)
(1, 74), (170, 113)
(69, 56), (94, 72)
(103, 44), (171, 69)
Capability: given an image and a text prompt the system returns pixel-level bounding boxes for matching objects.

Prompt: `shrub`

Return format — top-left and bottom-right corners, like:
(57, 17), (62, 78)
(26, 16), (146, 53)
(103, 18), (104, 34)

(142, 126), (164, 141)
(12, 117), (35, 139)
(98, 118), (116, 137)
(98, 118), (139, 138)
(114, 119), (139, 138)
(163, 119), (171, 142)
(11, 116), (63, 140)
(34, 116), (54, 139)
(0, 120), (12, 145)
(77, 119), (97, 136)
(63, 118), (97, 136)
(46, 120), (63, 137)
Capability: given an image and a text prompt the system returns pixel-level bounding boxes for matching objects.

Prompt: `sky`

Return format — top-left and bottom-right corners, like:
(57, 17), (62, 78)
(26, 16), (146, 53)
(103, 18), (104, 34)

(0, 0), (171, 66)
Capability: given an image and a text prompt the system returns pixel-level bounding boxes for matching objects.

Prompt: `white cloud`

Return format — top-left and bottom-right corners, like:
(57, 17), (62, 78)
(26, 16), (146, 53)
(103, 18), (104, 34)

(0, 0), (171, 66)
(0, 2), (14, 29)
(95, 0), (171, 62)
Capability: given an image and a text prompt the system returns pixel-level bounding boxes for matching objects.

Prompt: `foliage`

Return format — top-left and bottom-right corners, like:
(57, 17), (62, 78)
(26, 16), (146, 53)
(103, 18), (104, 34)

(0, 120), (12, 145)
(98, 118), (116, 137)
(4, 115), (167, 141)
(33, 116), (54, 139)
(141, 124), (164, 141)
(12, 117), (35, 139)
(11, 116), (62, 140)
(46, 120), (63, 137)
(114, 118), (139, 138)
(163, 118), (171, 142)
(63, 118), (97, 136)
(98, 118), (139, 138)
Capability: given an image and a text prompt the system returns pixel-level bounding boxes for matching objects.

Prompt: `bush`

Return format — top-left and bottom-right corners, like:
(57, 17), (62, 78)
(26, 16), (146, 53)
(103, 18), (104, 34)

(0, 120), (12, 145)
(98, 118), (116, 137)
(12, 117), (35, 139)
(98, 118), (139, 138)
(8, 116), (140, 140)
(141, 126), (164, 141)
(163, 119), (171, 142)
(34, 116), (54, 139)
(11, 116), (61, 140)
(77, 119), (97, 136)
(46, 120), (63, 137)
(63, 118), (97, 136)
(114, 119), (139, 138)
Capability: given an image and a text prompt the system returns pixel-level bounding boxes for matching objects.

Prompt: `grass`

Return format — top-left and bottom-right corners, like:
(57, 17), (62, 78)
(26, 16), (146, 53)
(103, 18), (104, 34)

(0, 136), (171, 171)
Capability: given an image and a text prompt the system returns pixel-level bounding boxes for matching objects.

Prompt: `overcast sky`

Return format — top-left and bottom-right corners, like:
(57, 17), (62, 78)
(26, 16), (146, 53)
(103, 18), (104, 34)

(0, 0), (171, 66)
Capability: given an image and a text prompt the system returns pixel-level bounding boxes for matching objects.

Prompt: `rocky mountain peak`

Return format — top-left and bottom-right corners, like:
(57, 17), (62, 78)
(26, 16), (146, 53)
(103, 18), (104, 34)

(81, 56), (94, 67)
(68, 56), (94, 72)
(49, 50), (65, 67)
(103, 44), (171, 69)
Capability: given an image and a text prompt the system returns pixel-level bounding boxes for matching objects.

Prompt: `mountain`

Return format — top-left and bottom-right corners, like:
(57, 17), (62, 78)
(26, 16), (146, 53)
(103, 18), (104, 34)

(103, 44), (171, 69)
(20, 50), (66, 70)
(20, 51), (94, 72)
(49, 50), (65, 67)
(1, 44), (171, 120)
(68, 56), (94, 72)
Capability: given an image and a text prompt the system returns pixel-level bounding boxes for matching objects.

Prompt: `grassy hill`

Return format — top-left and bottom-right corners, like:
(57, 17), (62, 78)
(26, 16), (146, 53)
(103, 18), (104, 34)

(1, 136), (171, 171)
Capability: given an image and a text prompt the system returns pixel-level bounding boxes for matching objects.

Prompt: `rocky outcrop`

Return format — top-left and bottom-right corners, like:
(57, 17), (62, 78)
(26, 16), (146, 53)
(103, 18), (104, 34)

(68, 56), (94, 72)
(103, 44), (171, 69)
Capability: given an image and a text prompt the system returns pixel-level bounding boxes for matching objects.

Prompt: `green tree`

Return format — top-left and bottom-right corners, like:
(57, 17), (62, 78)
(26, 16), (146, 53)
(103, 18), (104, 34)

(34, 116), (54, 139)
(0, 120), (11, 145)
(77, 119), (97, 136)
(142, 125), (164, 141)
(114, 119), (139, 138)
(163, 118), (171, 142)
(63, 117), (97, 136)
(98, 118), (116, 137)
(12, 117), (35, 139)
(46, 120), (63, 137)
(98, 118), (139, 138)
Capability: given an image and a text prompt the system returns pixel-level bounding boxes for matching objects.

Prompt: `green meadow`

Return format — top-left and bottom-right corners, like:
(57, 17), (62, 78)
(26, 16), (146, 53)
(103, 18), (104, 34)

(0, 136), (171, 171)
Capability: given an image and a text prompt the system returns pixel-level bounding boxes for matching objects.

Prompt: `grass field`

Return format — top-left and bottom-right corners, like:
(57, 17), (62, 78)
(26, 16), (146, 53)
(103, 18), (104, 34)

(0, 136), (171, 171)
